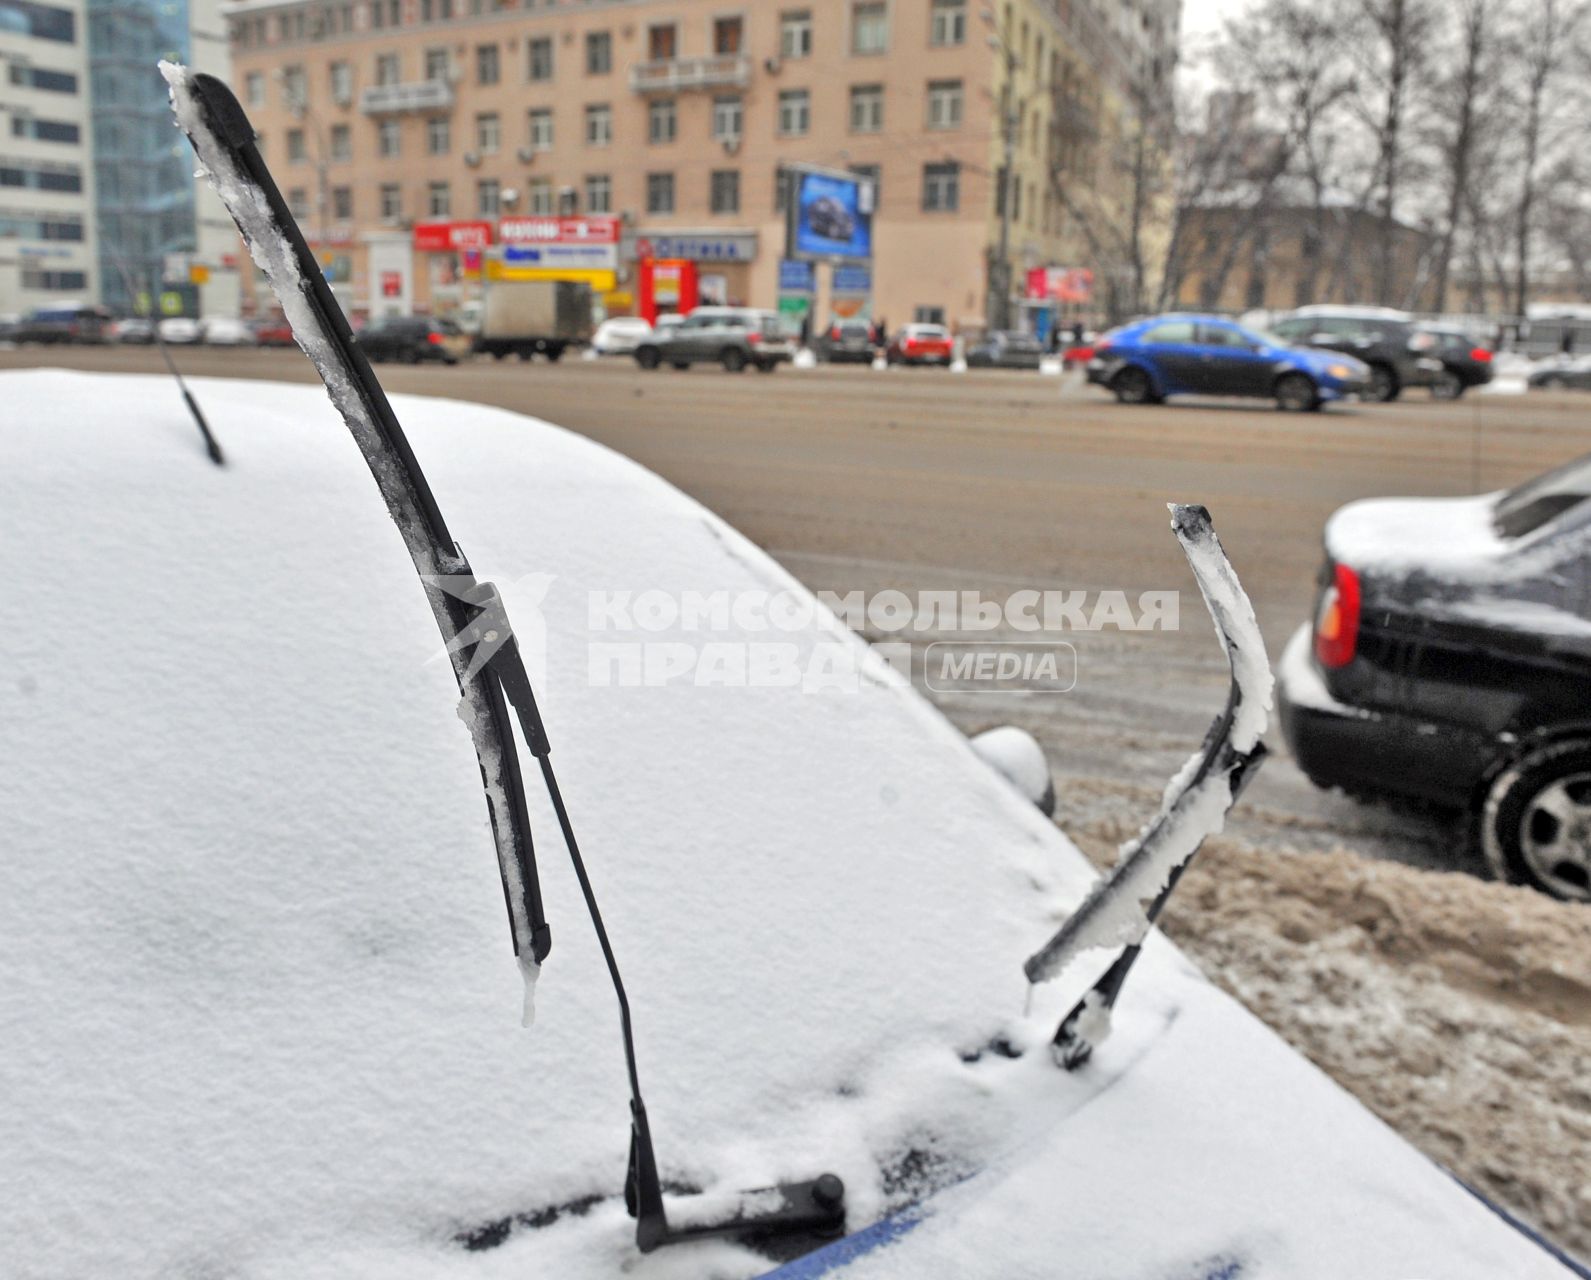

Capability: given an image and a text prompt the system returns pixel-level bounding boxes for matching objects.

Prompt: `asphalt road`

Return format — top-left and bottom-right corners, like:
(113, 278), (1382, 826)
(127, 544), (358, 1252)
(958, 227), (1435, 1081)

(12, 344), (1591, 874)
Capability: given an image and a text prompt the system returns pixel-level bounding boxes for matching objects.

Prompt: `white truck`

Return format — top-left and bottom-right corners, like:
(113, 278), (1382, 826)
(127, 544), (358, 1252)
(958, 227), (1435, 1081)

(475, 279), (594, 362)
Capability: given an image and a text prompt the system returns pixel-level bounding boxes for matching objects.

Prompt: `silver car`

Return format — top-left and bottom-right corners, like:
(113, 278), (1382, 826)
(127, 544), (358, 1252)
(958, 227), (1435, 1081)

(633, 307), (795, 373)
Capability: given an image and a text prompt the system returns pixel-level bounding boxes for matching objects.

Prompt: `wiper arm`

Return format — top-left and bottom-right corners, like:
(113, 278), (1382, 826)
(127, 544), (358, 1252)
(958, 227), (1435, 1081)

(1024, 504), (1272, 1069)
(166, 64), (843, 1255)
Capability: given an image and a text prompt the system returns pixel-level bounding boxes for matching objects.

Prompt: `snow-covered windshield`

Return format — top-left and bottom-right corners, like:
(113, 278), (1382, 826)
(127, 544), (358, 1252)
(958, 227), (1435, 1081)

(1494, 453), (1591, 538)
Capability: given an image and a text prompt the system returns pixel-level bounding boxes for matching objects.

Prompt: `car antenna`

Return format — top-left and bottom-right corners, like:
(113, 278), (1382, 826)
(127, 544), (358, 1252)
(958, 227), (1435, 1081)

(106, 247), (225, 466)
(1023, 505), (1271, 1069)
(166, 65), (846, 1255)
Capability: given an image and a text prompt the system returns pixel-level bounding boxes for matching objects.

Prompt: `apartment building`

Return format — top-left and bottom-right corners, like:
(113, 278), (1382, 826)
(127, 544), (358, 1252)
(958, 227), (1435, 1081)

(226, 0), (1177, 328)
(0, 0), (96, 316)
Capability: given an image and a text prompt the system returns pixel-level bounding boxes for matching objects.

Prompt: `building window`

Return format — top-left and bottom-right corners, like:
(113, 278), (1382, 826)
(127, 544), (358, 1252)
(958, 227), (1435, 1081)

(922, 160), (959, 211)
(476, 112), (500, 154)
(330, 60), (353, 102)
(528, 108), (553, 150)
(712, 94), (742, 141)
(282, 65), (306, 107)
(778, 89), (810, 136)
(558, 186), (579, 215)
(379, 183), (402, 220)
(427, 116), (449, 154)
(424, 47), (450, 82)
(378, 119), (401, 156)
(850, 162), (881, 208)
(930, 0), (965, 46)
(245, 72), (265, 106)
(427, 181), (450, 217)
(710, 169), (740, 214)
(22, 269), (88, 290)
(586, 31), (612, 74)
(286, 128), (306, 162)
(528, 36), (553, 81)
(527, 177), (553, 214)
(0, 0), (74, 41)
(11, 117), (80, 143)
(331, 186), (353, 219)
(713, 15), (742, 54)
(585, 103), (612, 146)
(375, 52), (400, 85)
(287, 187), (309, 219)
(914, 305), (946, 325)
(927, 79), (963, 128)
(477, 178), (500, 216)
(849, 84), (883, 133)
(648, 22), (677, 60)
(476, 43), (499, 85)
(330, 123), (351, 161)
(585, 173), (611, 213)
(648, 98), (677, 144)
(851, 1), (887, 54)
(8, 64), (77, 93)
(780, 9), (812, 58)
(646, 171), (675, 214)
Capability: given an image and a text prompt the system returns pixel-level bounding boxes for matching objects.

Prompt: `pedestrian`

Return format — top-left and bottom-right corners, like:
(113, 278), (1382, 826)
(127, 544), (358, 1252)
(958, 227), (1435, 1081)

(875, 317), (888, 348)
(799, 314), (811, 349)
(1071, 320), (1085, 345)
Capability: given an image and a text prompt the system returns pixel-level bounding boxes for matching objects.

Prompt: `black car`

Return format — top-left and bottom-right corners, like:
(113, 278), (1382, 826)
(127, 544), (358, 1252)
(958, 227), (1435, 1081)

(966, 330), (1044, 370)
(13, 303), (114, 344)
(357, 315), (465, 364)
(1270, 307), (1438, 403)
(806, 196), (854, 242)
(1278, 454), (1591, 901)
(1414, 326), (1495, 399)
(1528, 356), (1591, 391)
(815, 319), (876, 363)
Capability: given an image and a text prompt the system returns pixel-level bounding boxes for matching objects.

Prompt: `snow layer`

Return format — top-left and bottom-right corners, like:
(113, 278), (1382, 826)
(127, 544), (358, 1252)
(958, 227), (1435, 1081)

(0, 371), (1574, 1280)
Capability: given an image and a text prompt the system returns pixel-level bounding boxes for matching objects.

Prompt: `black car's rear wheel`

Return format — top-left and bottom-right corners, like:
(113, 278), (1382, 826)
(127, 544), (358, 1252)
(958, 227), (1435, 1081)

(721, 347), (746, 373)
(635, 346), (661, 370)
(1430, 369), (1465, 400)
(1481, 740), (1591, 901)
(1112, 366), (1154, 405)
(1366, 364), (1400, 402)
(1275, 372), (1318, 412)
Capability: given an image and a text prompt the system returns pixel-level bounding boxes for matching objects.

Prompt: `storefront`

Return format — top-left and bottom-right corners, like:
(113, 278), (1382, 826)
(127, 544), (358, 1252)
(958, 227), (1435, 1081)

(413, 220), (494, 315)
(632, 231), (758, 309)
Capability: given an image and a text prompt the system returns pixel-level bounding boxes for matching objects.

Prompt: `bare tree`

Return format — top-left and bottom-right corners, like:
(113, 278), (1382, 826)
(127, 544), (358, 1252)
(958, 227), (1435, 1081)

(1428, 0), (1490, 313)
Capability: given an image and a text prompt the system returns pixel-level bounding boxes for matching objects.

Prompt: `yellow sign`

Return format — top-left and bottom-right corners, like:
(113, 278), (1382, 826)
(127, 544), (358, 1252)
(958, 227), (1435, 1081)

(189, 264), (211, 285)
(159, 291), (183, 316)
(484, 260), (617, 292)
(134, 291), (153, 316)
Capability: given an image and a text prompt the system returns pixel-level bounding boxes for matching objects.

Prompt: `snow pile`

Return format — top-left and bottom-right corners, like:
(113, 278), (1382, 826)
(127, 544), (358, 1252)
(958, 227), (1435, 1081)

(0, 371), (1575, 1280)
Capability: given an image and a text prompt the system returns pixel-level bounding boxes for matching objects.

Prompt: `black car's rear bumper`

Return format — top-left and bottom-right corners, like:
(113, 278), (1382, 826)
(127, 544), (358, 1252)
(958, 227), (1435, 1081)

(1277, 626), (1494, 807)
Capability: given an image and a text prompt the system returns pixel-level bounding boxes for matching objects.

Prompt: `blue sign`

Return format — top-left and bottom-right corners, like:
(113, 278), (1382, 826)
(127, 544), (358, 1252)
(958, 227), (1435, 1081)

(832, 264), (871, 295)
(779, 259), (815, 294)
(792, 170), (873, 261)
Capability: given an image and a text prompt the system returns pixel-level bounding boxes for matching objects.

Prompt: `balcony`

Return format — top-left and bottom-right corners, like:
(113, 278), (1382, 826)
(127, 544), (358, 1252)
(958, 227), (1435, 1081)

(360, 80), (454, 116)
(629, 54), (750, 93)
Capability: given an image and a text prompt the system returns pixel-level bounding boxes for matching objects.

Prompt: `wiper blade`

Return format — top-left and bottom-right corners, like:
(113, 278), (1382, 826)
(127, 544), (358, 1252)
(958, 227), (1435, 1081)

(165, 63), (843, 1255)
(1024, 504), (1272, 1069)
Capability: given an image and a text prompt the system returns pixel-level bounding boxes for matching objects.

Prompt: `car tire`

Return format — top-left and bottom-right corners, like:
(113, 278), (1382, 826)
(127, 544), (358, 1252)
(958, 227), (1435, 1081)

(545, 345), (564, 363)
(1366, 365), (1399, 402)
(1430, 370), (1465, 400)
(1275, 372), (1318, 412)
(1480, 738), (1591, 901)
(402, 349), (421, 365)
(755, 360), (776, 373)
(1111, 366), (1154, 405)
(635, 346), (661, 370)
(1540, 374), (1566, 389)
(671, 361), (690, 371)
(721, 348), (746, 373)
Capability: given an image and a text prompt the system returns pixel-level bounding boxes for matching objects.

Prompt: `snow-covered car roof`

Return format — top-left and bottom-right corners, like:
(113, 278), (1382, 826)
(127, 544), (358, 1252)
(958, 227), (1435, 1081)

(1, 370), (1574, 1279)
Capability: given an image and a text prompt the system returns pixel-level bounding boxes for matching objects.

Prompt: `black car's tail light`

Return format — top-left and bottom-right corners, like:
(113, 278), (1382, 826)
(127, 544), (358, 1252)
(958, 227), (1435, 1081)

(1315, 563), (1361, 669)
(1470, 347), (1493, 362)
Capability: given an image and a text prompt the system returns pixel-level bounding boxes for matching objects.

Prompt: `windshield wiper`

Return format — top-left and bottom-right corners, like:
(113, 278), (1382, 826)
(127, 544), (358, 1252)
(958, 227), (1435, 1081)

(1024, 505), (1271, 1069)
(166, 65), (845, 1255)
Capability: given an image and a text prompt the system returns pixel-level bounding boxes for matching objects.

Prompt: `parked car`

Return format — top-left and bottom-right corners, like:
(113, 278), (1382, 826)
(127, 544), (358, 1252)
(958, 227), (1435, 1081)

(1414, 325), (1495, 399)
(359, 315), (468, 364)
(251, 315), (296, 347)
(14, 303), (114, 344)
(886, 323), (954, 366)
(966, 330), (1045, 370)
(111, 318), (156, 344)
(590, 316), (653, 356)
(1269, 306), (1439, 402)
(632, 307), (795, 373)
(201, 316), (255, 346)
(806, 195), (855, 242)
(1279, 453), (1591, 901)
(0, 313), (19, 343)
(157, 317), (202, 345)
(1528, 354), (1591, 391)
(815, 319), (877, 364)
(1086, 314), (1370, 410)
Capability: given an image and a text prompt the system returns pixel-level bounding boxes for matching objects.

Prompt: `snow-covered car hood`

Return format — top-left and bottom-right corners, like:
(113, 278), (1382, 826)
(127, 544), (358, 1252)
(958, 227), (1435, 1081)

(0, 370), (1575, 1280)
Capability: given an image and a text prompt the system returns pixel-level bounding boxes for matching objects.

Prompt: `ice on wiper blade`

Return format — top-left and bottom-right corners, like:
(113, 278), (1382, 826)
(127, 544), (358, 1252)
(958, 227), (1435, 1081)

(1024, 503), (1273, 1069)
(163, 62), (845, 1257)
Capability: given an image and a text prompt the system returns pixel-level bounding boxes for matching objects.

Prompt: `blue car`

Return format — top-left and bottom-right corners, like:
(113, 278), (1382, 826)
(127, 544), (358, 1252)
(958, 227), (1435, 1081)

(1086, 313), (1371, 410)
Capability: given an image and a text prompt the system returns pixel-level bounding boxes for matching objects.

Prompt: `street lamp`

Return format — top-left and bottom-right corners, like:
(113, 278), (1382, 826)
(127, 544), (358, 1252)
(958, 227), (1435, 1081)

(982, 8), (1018, 333)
